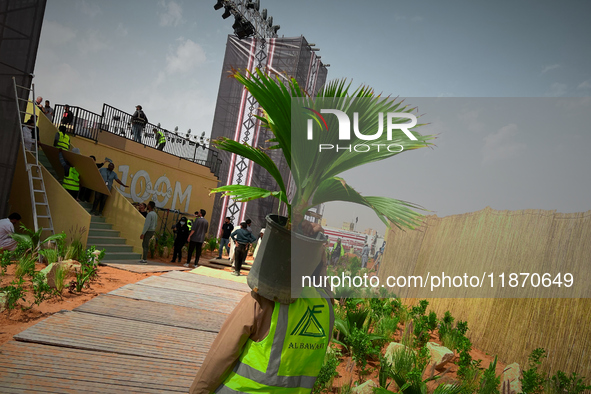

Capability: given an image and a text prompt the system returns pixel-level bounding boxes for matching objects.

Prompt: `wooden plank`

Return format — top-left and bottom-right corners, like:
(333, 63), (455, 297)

(40, 143), (111, 194)
(100, 260), (192, 273)
(135, 275), (247, 302)
(13, 311), (216, 364)
(74, 294), (229, 332)
(108, 283), (240, 314)
(161, 270), (251, 293)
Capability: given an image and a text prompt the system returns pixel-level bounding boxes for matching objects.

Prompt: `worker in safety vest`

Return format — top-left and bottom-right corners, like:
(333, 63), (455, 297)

(58, 148), (80, 200)
(190, 220), (334, 393)
(187, 219), (193, 231)
(53, 125), (70, 150)
(330, 238), (345, 266)
(154, 128), (166, 151)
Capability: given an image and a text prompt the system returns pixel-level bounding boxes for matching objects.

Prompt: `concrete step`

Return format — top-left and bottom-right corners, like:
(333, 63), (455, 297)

(90, 215), (106, 223)
(98, 244), (134, 253)
(89, 222), (113, 230)
(103, 252), (142, 261)
(87, 236), (127, 245)
(88, 228), (120, 238)
(80, 202), (93, 210)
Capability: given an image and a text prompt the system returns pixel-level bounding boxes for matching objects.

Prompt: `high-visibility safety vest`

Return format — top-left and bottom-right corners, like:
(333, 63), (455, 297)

(187, 220), (193, 230)
(56, 131), (70, 150)
(216, 287), (334, 393)
(62, 167), (80, 191)
(156, 130), (166, 144)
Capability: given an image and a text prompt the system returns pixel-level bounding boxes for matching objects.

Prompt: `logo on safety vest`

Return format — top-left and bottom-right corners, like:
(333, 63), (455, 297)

(290, 305), (325, 337)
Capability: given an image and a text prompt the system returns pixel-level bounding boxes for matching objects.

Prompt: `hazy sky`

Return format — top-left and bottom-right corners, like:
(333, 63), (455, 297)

(35, 1), (591, 234)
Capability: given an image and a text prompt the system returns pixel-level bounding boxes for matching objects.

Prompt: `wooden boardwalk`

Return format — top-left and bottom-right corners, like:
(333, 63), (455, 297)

(0, 270), (250, 393)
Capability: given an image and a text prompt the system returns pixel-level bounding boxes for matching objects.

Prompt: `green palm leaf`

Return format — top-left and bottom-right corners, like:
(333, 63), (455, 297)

(210, 185), (288, 205)
(311, 177), (425, 229)
(213, 137), (286, 194)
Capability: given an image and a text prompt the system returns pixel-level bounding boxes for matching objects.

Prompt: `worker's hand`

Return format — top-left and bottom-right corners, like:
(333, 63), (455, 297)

(140, 234), (144, 240)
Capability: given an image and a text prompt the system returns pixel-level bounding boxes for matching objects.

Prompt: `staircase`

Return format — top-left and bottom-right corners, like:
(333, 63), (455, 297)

(79, 201), (142, 262)
(38, 149), (60, 180)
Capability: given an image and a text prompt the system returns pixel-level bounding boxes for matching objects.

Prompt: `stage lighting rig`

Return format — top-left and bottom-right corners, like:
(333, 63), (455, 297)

(213, 0), (279, 39)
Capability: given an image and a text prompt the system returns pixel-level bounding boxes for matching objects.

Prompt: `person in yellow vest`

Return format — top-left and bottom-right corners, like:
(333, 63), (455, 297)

(330, 238), (345, 266)
(58, 148), (80, 200)
(53, 125), (70, 150)
(154, 128), (166, 151)
(190, 220), (334, 393)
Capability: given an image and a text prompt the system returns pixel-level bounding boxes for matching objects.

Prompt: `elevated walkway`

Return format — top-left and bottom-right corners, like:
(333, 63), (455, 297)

(0, 270), (249, 393)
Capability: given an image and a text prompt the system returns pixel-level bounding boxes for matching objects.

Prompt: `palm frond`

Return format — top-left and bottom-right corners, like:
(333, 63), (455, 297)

(213, 138), (286, 194)
(210, 185), (288, 205)
(310, 177), (425, 229)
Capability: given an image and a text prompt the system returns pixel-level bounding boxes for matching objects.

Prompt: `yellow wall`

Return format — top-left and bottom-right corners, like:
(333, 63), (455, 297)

(8, 149), (90, 246)
(36, 112), (217, 218)
(102, 188), (145, 254)
(8, 148), (34, 231)
(40, 160), (90, 247)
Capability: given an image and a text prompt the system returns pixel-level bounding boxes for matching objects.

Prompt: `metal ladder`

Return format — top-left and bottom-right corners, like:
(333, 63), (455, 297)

(13, 77), (55, 237)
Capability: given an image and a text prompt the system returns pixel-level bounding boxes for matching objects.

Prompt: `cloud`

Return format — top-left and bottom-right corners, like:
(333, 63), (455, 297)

(116, 23), (128, 37)
(458, 109), (484, 132)
(159, 0), (184, 27)
(165, 38), (206, 74)
(577, 79), (591, 90)
(77, 30), (109, 55)
(482, 124), (526, 164)
(40, 21), (76, 47)
(544, 82), (567, 97)
(540, 64), (561, 75)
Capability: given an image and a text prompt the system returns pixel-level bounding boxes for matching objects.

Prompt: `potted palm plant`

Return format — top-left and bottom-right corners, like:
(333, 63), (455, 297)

(211, 69), (434, 303)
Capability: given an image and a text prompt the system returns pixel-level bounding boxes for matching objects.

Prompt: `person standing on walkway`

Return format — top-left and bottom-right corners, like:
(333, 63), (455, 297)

(185, 209), (208, 268)
(90, 162), (129, 216)
(361, 243), (370, 269)
(131, 105), (148, 143)
(61, 104), (73, 126)
(43, 100), (54, 121)
(53, 125), (70, 150)
(139, 201), (157, 264)
(230, 222), (257, 276)
(330, 238), (344, 266)
(217, 217), (233, 259)
(171, 216), (189, 263)
(154, 128), (166, 151)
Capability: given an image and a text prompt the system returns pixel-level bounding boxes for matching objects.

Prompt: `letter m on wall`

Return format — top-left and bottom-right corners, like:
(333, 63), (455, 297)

(172, 182), (192, 212)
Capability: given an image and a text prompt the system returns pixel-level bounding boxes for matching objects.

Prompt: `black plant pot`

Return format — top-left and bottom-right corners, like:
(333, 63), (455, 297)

(247, 214), (327, 304)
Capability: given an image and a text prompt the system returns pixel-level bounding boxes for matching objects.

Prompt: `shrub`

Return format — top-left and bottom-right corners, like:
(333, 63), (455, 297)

(547, 371), (591, 394)
(522, 348), (546, 394)
(1, 277), (26, 310)
(313, 347), (341, 393)
(478, 356), (500, 394)
(32, 271), (54, 306)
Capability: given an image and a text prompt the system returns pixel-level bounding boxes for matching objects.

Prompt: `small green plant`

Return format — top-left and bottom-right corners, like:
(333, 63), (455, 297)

(313, 347), (341, 393)
(11, 225), (65, 261)
(31, 271), (54, 306)
(39, 248), (59, 265)
(65, 226), (86, 261)
(206, 237), (219, 253)
(1, 250), (14, 276)
(547, 371), (591, 394)
(522, 348), (547, 394)
(347, 256), (361, 275)
(1, 277), (26, 310)
(15, 255), (36, 278)
(478, 356), (500, 394)
(53, 263), (67, 295)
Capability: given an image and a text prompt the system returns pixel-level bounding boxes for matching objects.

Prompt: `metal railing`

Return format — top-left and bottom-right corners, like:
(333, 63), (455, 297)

(52, 103), (222, 178)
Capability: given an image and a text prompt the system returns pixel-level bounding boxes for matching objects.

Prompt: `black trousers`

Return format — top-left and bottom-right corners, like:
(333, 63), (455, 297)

(66, 189), (78, 200)
(92, 192), (108, 214)
(187, 241), (203, 266)
(157, 143), (165, 151)
(172, 242), (185, 262)
(234, 243), (248, 272)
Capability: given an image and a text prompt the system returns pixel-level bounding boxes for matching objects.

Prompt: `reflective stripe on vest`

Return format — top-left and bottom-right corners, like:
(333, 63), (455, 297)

(57, 131), (70, 150)
(216, 288), (334, 393)
(157, 130), (166, 144)
(187, 220), (192, 230)
(62, 167), (80, 191)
